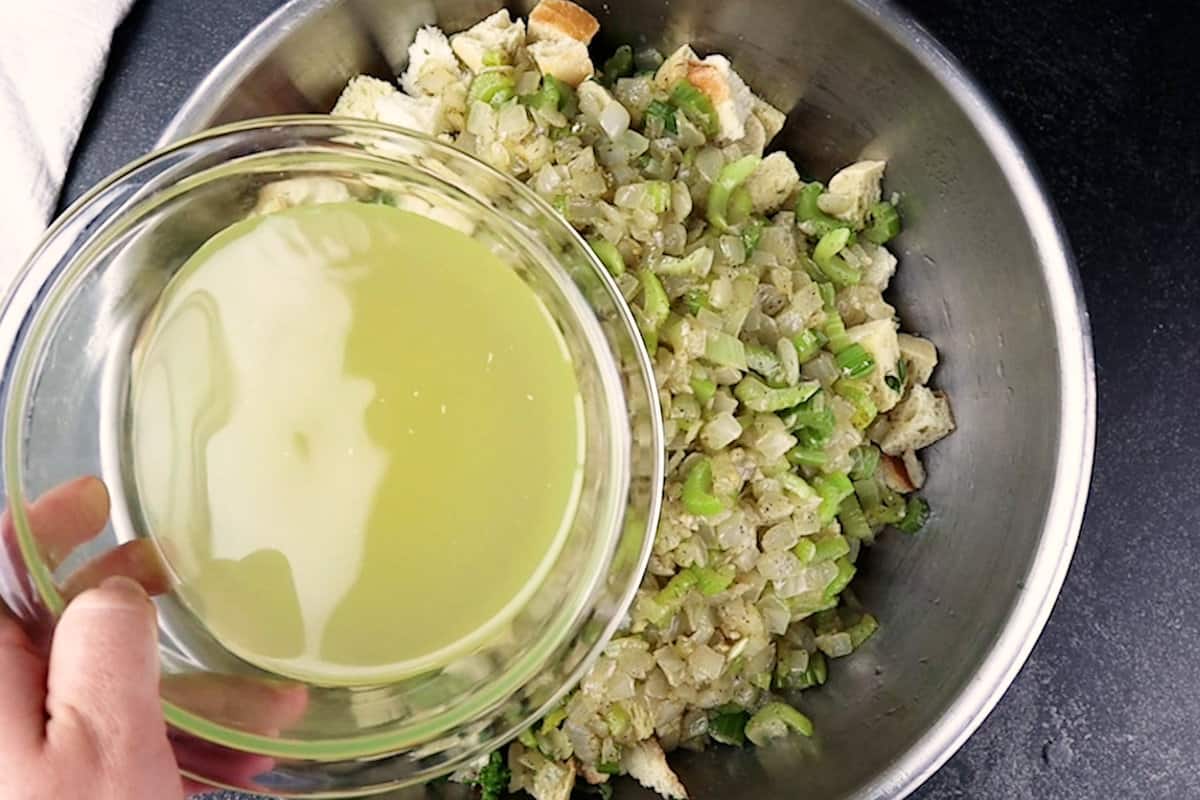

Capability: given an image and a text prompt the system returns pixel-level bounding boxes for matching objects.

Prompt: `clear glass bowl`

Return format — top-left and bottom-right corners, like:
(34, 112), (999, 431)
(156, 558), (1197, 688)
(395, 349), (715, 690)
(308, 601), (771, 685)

(0, 117), (663, 797)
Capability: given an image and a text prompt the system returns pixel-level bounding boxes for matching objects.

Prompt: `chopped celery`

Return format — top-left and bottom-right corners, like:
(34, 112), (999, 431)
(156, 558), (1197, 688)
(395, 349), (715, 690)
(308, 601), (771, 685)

(650, 569), (700, 625)
(728, 186), (753, 226)
(778, 472), (818, 501)
(866, 487), (909, 527)
(707, 155), (761, 232)
(824, 556), (856, 598)
(864, 200), (901, 244)
(644, 180), (672, 213)
(745, 702), (814, 746)
(836, 343), (876, 379)
(792, 537), (817, 564)
(897, 496), (930, 534)
(813, 227), (861, 286)
(794, 650), (828, 689)
(812, 533), (850, 562)
(854, 478), (883, 521)
(605, 704), (631, 737)
(850, 446), (880, 480)
(709, 707), (750, 746)
(705, 331), (748, 369)
(787, 445), (827, 468)
(846, 613), (879, 648)
(818, 281), (837, 311)
(661, 314), (690, 353)
(837, 494), (872, 541)
(788, 395), (836, 440)
(637, 270), (669, 350)
(814, 226), (851, 267)
(601, 44), (635, 85)
(746, 343), (787, 386)
(653, 246), (712, 277)
(469, 71), (517, 107)
(588, 237), (625, 276)
(690, 376), (717, 405)
(521, 74), (576, 115)
(481, 49), (509, 67)
(834, 378), (877, 429)
(692, 564), (735, 596)
(823, 309), (853, 354)
(670, 79), (718, 136)
(813, 472), (854, 524)
(639, 271), (669, 328)
(682, 458), (726, 517)
(734, 376), (819, 412)
(795, 182), (855, 237)
(540, 703), (568, 733)
(813, 608), (841, 636)
(792, 329), (824, 363)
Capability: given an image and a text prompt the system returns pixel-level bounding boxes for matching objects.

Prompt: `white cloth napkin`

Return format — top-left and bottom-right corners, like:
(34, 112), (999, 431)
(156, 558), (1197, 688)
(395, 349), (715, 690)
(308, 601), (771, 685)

(0, 0), (135, 284)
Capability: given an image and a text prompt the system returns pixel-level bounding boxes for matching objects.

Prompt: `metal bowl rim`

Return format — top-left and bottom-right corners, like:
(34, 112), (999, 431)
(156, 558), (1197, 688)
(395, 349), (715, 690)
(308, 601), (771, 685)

(158, 1), (1097, 796)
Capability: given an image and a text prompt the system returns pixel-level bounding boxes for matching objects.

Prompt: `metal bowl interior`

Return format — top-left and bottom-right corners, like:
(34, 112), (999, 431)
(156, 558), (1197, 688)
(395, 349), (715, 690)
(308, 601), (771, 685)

(160, 1), (1095, 797)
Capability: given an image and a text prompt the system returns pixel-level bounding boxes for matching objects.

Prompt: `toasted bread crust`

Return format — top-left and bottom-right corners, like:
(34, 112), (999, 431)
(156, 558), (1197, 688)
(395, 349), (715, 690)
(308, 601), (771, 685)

(686, 62), (729, 103)
(529, 0), (600, 43)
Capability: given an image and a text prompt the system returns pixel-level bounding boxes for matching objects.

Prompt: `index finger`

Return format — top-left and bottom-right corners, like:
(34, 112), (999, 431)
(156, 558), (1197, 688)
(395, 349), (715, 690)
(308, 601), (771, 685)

(2, 477), (111, 571)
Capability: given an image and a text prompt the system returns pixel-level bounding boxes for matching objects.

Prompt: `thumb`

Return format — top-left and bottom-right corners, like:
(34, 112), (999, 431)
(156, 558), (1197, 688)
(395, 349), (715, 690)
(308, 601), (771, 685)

(45, 576), (163, 751)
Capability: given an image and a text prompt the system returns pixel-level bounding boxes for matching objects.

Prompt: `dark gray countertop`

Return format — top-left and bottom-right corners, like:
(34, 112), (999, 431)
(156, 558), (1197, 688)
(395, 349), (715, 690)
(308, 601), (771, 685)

(63, 0), (1200, 797)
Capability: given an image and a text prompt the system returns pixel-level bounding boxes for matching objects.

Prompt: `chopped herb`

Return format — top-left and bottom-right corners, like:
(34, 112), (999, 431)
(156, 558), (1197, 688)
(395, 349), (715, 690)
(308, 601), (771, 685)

(741, 217), (765, 255)
(472, 751), (510, 800)
(684, 287), (709, 314)
(645, 99), (679, 134)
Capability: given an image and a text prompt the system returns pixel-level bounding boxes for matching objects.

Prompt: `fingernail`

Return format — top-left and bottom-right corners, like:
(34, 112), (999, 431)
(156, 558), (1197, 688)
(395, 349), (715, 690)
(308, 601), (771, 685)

(78, 476), (111, 522)
(100, 575), (152, 605)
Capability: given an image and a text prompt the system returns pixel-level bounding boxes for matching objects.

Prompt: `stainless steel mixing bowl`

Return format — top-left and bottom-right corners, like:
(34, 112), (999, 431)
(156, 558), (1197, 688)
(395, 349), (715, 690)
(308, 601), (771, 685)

(159, 1), (1095, 796)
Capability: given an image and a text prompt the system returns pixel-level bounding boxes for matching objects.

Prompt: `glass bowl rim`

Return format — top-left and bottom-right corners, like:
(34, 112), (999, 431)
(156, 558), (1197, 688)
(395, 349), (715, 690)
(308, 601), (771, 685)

(2, 115), (665, 763)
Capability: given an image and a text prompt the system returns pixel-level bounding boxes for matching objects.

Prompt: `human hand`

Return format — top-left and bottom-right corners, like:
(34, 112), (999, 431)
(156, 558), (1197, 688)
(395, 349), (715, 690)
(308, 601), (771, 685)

(0, 477), (187, 800)
(0, 476), (309, 799)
